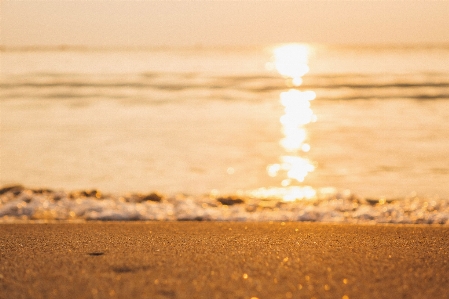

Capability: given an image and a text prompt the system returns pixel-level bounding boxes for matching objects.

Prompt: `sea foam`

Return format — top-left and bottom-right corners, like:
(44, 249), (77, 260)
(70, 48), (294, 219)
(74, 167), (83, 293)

(0, 186), (448, 224)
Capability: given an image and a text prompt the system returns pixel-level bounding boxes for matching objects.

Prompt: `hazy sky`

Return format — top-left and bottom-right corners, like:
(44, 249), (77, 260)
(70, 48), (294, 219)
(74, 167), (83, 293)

(1, 1), (449, 47)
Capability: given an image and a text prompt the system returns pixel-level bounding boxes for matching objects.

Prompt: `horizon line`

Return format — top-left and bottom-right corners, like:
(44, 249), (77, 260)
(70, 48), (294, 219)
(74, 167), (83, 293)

(2, 42), (449, 52)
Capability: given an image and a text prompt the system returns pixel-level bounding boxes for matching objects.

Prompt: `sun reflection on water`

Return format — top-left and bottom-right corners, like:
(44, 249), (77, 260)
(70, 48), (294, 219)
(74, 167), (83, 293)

(273, 44), (310, 86)
(256, 44), (317, 201)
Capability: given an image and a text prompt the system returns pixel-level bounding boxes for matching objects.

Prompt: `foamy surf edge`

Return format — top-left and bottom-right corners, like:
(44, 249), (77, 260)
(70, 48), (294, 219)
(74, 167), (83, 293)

(0, 185), (448, 224)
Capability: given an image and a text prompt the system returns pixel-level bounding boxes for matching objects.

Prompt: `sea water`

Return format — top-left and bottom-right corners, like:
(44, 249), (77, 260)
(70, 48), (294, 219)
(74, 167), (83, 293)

(1, 44), (449, 223)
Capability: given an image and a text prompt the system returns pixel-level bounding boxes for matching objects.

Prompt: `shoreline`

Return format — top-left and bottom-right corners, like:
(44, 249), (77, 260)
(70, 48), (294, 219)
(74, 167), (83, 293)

(1, 222), (448, 299)
(1, 186), (448, 224)
(0, 186), (449, 225)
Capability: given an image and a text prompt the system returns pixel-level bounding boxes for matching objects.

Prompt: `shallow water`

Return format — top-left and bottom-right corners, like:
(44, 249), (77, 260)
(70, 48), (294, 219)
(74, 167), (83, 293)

(1, 45), (449, 202)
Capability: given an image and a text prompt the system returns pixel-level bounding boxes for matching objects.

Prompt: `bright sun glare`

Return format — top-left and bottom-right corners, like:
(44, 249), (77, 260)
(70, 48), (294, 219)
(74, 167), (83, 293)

(273, 44), (310, 86)
(257, 44), (317, 201)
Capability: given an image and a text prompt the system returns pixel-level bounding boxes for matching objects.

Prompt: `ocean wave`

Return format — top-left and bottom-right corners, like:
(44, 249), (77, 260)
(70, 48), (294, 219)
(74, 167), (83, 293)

(2, 73), (449, 89)
(1, 73), (449, 102)
(1, 186), (448, 224)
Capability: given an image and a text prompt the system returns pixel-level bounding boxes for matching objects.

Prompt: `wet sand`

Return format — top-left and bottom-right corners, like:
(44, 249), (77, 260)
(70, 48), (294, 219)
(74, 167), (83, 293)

(1, 222), (448, 299)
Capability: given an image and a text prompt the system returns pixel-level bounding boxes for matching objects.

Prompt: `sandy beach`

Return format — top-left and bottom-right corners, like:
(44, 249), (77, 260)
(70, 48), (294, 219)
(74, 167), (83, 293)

(1, 222), (448, 299)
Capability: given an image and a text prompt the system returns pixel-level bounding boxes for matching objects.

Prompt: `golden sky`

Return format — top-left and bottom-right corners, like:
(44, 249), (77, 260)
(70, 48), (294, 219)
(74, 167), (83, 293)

(1, 1), (449, 47)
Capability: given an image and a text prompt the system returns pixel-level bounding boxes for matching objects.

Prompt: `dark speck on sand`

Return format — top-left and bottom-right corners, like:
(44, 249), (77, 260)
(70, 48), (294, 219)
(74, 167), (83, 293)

(0, 222), (448, 299)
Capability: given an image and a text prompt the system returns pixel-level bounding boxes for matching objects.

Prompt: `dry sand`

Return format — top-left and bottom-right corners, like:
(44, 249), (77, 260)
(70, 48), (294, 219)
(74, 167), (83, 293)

(0, 222), (448, 299)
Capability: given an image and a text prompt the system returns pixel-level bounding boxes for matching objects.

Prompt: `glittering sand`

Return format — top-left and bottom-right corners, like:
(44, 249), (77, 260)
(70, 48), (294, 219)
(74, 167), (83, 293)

(1, 223), (448, 299)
